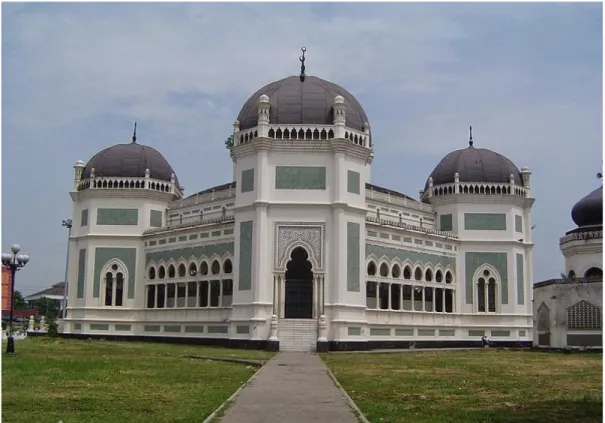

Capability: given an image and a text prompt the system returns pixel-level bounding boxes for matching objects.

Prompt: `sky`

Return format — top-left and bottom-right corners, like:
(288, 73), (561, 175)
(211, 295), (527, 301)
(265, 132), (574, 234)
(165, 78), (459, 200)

(2, 2), (602, 296)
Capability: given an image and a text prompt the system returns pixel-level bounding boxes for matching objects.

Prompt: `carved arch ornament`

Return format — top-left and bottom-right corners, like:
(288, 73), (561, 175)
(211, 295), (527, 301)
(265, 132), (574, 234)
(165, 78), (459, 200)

(274, 222), (325, 271)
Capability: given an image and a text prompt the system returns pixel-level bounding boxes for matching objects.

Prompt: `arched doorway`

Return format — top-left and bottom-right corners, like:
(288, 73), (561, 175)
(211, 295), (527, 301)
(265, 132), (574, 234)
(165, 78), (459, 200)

(584, 267), (603, 280)
(284, 247), (314, 319)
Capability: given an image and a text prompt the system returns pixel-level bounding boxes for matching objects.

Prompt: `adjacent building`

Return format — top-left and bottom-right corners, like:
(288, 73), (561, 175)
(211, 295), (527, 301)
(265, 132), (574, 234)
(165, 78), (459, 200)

(533, 185), (603, 349)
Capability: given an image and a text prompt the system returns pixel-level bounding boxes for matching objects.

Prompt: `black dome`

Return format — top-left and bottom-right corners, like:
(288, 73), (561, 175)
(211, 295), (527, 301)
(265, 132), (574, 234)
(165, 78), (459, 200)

(237, 76), (369, 131)
(425, 145), (522, 189)
(571, 186), (602, 227)
(82, 143), (178, 185)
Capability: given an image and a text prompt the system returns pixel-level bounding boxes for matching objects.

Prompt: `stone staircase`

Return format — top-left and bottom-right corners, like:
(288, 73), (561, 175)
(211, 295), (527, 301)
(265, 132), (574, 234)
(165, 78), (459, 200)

(278, 319), (318, 352)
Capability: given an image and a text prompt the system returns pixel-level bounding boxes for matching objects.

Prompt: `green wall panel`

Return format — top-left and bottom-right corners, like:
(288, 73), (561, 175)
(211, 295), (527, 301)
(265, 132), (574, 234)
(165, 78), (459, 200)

(77, 248), (86, 299)
(241, 169), (255, 193)
(97, 208), (139, 225)
(468, 330), (485, 337)
(418, 329), (435, 336)
(81, 209), (89, 227)
(347, 222), (361, 292)
(93, 247), (137, 299)
(236, 325), (250, 334)
(208, 325), (229, 334)
(347, 170), (360, 195)
(145, 242), (234, 265)
(395, 329), (414, 336)
(238, 221), (253, 291)
(464, 252), (508, 305)
(515, 215), (523, 233)
(440, 214), (453, 231)
(347, 327), (362, 336)
(115, 324), (131, 331)
(275, 166), (326, 190)
(464, 213), (507, 230)
(516, 253), (524, 305)
(144, 325), (161, 332)
(491, 330), (511, 337)
(365, 244), (456, 270)
(90, 324), (109, 331)
(370, 328), (390, 336)
(164, 325), (181, 333)
(150, 210), (163, 228)
(184, 325), (204, 333)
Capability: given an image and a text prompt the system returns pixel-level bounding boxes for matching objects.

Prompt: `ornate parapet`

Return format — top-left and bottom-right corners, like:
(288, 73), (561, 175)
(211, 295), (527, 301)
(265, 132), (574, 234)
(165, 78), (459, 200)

(559, 230), (603, 246)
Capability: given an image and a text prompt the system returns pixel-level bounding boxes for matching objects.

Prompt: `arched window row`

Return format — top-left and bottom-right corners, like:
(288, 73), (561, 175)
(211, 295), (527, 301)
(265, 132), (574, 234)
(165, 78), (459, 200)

(366, 282), (455, 313)
(103, 263), (125, 307)
(367, 260), (454, 284)
(147, 258), (233, 281)
(145, 258), (234, 310)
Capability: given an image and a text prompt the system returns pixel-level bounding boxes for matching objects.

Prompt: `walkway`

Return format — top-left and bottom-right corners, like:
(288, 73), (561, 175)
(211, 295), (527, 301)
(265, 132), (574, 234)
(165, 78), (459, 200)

(217, 352), (360, 423)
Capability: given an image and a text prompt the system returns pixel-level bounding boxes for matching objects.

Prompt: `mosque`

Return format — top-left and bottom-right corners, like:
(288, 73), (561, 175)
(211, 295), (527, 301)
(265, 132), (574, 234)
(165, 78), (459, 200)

(64, 52), (537, 351)
(533, 184), (603, 349)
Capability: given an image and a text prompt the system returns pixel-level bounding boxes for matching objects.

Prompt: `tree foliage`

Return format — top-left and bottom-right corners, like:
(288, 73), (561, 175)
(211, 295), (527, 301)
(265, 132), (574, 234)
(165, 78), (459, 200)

(13, 291), (29, 310)
(225, 135), (234, 160)
(34, 297), (59, 318)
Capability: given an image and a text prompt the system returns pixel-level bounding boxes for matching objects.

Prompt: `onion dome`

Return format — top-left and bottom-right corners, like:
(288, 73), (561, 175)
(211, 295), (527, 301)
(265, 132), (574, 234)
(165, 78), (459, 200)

(81, 127), (178, 185)
(236, 75), (369, 132)
(571, 186), (603, 227)
(425, 128), (522, 189)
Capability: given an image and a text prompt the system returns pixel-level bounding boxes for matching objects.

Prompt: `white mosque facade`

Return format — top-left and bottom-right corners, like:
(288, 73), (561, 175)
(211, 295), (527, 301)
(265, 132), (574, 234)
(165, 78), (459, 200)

(64, 68), (536, 351)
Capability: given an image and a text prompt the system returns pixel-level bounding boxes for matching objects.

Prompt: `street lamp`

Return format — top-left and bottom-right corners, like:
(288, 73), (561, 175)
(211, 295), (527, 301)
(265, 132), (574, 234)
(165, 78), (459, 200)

(61, 219), (73, 319)
(2, 244), (30, 354)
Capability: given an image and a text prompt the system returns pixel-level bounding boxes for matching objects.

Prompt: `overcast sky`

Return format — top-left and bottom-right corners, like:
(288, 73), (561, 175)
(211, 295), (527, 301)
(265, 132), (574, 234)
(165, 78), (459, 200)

(2, 2), (602, 296)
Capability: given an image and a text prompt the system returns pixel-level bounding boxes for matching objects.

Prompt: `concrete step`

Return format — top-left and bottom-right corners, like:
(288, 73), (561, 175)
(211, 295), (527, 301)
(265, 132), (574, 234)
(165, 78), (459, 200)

(278, 318), (318, 352)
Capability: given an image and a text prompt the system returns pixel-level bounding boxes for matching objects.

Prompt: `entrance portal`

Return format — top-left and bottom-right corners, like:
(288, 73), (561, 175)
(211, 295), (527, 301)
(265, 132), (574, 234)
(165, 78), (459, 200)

(284, 247), (314, 319)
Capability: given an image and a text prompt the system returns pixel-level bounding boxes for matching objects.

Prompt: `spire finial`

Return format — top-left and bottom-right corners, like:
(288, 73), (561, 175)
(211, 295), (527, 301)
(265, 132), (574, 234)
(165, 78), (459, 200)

(468, 125), (473, 147)
(132, 121), (137, 143)
(299, 47), (307, 82)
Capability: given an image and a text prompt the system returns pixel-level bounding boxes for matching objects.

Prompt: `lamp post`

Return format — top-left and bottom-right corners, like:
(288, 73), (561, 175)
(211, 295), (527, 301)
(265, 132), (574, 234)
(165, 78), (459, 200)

(1, 244), (30, 354)
(61, 219), (73, 319)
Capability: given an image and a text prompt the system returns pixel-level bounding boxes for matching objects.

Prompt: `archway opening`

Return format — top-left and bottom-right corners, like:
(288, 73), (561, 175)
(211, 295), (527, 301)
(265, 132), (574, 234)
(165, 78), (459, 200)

(584, 267), (603, 280)
(284, 247), (314, 319)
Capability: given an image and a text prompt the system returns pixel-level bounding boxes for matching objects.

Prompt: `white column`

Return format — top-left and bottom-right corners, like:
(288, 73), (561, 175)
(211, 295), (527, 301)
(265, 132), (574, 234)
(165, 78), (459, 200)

(219, 279), (224, 307)
(387, 283), (392, 310)
(442, 289), (446, 312)
(400, 284), (404, 310)
(321, 275), (325, 316)
(196, 282), (200, 307)
(207, 282), (211, 307)
(313, 276), (318, 318)
(422, 288), (425, 311)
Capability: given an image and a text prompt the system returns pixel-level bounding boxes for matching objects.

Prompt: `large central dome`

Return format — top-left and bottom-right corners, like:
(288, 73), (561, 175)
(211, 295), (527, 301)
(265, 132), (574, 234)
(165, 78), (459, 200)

(236, 76), (369, 131)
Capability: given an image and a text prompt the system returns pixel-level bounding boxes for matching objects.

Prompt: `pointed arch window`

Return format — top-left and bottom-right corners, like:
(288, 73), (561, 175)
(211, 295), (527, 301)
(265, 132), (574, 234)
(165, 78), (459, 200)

(104, 264), (125, 307)
(477, 269), (496, 313)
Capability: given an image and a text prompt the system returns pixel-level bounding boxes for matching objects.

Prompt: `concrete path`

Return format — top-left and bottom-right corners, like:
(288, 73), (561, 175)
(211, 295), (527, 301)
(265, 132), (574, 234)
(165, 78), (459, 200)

(216, 352), (360, 423)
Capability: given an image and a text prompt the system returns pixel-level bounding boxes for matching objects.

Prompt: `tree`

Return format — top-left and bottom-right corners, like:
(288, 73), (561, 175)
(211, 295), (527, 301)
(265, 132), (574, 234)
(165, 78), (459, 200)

(13, 291), (29, 310)
(225, 135), (234, 160)
(34, 297), (59, 318)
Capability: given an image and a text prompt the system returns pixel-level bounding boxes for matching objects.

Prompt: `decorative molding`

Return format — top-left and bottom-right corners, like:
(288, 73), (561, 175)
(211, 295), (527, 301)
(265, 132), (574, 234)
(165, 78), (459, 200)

(347, 170), (361, 195)
(150, 210), (163, 228)
(274, 222), (325, 270)
(97, 208), (139, 226)
(464, 213), (507, 231)
(238, 221), (253, 291)
(464, 252), (508, 305)
(275, 166), (326, 190)
(241, 169), (255, 193)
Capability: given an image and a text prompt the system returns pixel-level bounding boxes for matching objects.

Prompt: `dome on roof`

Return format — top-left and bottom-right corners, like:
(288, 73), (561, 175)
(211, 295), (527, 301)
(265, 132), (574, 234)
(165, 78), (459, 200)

(236, 76), (369, 132)
(571, 186), (603, 227)
(81, 142), (178, 185)
(425, 143), (522, 189)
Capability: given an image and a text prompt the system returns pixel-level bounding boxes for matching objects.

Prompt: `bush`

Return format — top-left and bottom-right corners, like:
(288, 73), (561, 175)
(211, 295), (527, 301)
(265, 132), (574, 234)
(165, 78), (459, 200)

(46, 316), (59, 337)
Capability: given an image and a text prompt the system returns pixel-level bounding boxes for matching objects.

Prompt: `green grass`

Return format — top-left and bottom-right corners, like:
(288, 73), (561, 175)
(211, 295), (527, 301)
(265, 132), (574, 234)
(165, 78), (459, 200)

(2, 337), (274, 423)
(322, 349), (603, 423)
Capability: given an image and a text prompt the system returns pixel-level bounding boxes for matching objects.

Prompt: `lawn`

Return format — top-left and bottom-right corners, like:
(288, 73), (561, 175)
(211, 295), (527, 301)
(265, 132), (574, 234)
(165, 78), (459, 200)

(322, 349), (603, 423)
(2, 337), (275, 423)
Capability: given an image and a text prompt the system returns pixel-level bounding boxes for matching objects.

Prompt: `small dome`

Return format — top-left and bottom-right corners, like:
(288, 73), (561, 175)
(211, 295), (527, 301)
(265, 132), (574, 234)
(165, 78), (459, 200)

(236, 75), (369, 132)
(571, 186), (603, 227)
(425, 145), (522, 189)
(81, 142), (178, 185)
